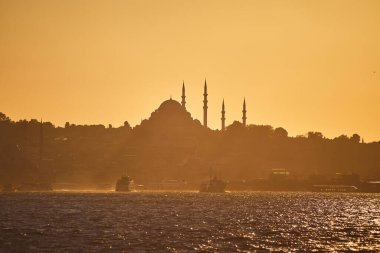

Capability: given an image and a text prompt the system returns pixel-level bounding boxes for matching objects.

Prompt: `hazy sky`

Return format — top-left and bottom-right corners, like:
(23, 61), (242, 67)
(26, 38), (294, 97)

(0, 0), (379, 141)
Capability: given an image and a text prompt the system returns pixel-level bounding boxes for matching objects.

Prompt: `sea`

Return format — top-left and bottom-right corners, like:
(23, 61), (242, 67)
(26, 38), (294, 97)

(0, 191), (379, 252)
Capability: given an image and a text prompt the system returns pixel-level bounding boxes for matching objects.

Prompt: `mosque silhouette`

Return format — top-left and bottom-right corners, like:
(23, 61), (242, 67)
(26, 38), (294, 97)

(155, 80), (247, 131)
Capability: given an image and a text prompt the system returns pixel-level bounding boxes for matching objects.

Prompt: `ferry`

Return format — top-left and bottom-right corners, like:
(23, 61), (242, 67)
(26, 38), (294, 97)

(115, 175), (133, 192)
(311, 184), (358, 192)
(199, 176), (227, 193)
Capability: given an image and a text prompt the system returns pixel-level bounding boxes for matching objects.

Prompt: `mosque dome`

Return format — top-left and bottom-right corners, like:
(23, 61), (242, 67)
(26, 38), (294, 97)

(157, 98), (183, 112)
(148, 97), (192, 122)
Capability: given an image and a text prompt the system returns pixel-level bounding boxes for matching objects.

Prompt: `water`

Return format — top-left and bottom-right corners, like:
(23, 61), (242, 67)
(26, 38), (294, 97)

(0, 192), (379, 252)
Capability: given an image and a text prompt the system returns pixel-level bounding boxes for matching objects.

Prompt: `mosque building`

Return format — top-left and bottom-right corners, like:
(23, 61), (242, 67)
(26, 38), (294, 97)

(178, 79), (248, 130)
(148, 80), (248, 132)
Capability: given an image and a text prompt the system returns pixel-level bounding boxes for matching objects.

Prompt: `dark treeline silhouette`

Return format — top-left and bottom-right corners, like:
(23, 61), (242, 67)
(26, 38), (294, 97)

(0, 102), (379, 188)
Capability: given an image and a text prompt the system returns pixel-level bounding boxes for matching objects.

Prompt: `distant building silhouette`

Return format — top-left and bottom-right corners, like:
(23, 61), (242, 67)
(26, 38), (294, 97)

(203, 79), (208, 127)
(174, 80), (248, 130)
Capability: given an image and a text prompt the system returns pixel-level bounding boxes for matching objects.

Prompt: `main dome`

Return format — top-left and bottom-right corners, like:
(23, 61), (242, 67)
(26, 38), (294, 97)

(158, 98), (182, 111)
(147, 97), (192, 121)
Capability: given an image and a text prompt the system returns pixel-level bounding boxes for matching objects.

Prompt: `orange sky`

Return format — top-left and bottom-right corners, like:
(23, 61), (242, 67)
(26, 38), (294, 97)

(0, 0), (379, 141)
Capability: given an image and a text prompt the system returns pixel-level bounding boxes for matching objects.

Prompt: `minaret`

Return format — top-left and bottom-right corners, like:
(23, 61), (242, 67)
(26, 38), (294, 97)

(203, 79), (208, 127)
(221, 99), (226, 131)
(242, 98), (247, 127)
(181, 81), (186, 108)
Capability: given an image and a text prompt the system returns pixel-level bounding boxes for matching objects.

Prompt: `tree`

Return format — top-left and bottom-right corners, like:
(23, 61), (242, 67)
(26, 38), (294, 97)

(123, 121), (131, 129)
(350, 134), (360, 143)
(0, 112), (10, 121)
(247, 125), (273, 138)
(334, 135), (349, 143)
(307, 131), (324, 140)
(226, 121), (244, 132)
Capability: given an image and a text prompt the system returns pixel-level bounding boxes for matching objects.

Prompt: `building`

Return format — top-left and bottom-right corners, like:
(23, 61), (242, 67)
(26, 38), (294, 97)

(178, 80), (249, 130)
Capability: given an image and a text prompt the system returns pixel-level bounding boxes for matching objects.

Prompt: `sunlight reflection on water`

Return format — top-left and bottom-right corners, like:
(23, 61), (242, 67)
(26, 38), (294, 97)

(0, 191), (379, 252)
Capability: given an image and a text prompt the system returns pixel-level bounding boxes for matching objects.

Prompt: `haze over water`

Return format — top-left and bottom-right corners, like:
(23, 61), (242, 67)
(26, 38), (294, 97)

(1, 191), (379, 252)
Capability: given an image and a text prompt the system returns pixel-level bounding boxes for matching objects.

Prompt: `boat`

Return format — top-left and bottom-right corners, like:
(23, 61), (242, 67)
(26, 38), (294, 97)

(199, 176), (227, 193)
(311, 184), (358, 192)
(115, 175), (133, 192)
(359, 181), (380, 193)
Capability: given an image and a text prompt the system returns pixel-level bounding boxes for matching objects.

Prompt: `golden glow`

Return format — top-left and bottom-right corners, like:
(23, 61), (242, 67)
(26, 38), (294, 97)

(0, 0), (379, 140)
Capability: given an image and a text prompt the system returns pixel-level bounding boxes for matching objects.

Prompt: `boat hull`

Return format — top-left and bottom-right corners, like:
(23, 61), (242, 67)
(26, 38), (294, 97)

(199, 178), (227, 193)
(115, 176), (132, 192)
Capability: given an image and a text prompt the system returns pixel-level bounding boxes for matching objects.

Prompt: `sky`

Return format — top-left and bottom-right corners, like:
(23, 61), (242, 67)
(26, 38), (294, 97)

(0, 0), (379, 141)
